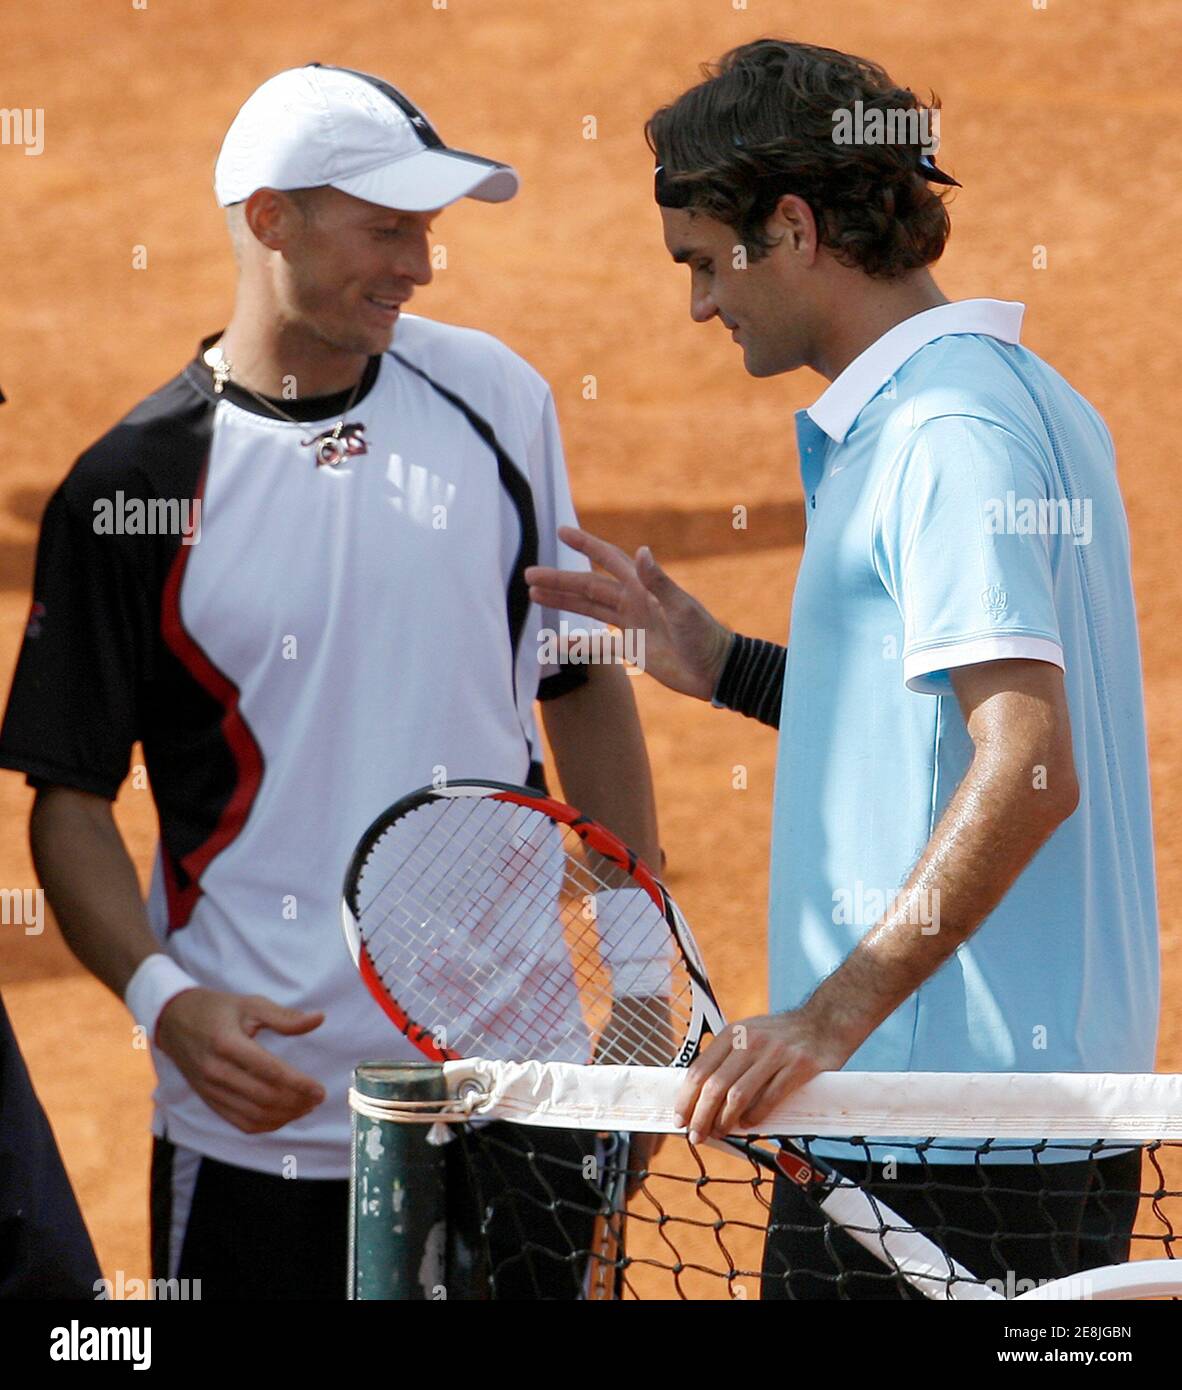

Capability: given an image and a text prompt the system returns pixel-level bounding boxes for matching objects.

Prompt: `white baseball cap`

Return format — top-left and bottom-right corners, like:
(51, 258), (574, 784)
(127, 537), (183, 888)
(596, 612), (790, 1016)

(214, 63), (519, 210)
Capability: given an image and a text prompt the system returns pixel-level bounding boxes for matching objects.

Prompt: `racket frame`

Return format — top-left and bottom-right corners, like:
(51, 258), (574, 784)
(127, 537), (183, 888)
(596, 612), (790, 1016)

(341, 778), (720, 1069)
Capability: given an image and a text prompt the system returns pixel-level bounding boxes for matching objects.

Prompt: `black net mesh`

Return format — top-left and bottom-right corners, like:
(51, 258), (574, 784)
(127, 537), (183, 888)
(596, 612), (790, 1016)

(437, 1124), (1181, 1301)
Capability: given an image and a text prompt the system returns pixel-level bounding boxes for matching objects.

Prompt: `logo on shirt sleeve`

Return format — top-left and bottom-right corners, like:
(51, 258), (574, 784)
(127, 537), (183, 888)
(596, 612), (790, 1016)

(981, 584), (1008, 621)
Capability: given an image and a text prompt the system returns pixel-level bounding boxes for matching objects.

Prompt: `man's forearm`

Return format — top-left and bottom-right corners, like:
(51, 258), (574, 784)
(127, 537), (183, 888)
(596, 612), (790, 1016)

(799, 750), (1078, 1055)
(30, 787), (161, 999)
(540, 663), (660, 869)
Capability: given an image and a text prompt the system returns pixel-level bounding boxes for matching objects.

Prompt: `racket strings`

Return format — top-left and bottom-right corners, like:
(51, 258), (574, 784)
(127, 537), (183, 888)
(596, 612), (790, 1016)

(353, 796), (696, 1064)
(365, 805), (537, 968)
(365, 806), (581, 1014)
(365, 829), (683, 1061)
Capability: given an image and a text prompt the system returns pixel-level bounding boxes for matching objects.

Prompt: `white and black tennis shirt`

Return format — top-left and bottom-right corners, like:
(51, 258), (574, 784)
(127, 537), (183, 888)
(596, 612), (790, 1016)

(0, 313), (595, 1177)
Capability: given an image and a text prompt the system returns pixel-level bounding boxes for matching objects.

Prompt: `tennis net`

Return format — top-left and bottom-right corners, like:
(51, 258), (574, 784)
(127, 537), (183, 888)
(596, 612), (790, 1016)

(347, 1060), (1182, 1301)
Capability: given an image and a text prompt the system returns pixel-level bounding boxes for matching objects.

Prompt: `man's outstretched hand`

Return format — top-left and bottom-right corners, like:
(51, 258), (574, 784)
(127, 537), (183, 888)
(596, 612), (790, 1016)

(526, 526), (734, 701)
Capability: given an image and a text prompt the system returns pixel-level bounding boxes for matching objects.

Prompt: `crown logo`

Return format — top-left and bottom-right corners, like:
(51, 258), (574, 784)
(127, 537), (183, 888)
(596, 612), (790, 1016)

(981, 584), (1008, 619)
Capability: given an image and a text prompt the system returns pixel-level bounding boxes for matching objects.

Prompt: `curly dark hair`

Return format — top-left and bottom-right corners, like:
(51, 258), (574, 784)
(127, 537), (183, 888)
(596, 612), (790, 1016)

(645, 38), (953, 279)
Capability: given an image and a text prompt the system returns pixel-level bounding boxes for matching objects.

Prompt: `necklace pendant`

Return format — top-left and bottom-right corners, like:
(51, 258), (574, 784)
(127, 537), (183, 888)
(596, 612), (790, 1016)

(315, 434), (347, 468)
(205, 353), (230, 397)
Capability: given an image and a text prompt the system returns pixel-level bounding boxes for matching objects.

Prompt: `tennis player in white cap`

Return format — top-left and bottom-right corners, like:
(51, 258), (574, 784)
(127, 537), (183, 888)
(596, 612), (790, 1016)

(0, 63), (659, 1299)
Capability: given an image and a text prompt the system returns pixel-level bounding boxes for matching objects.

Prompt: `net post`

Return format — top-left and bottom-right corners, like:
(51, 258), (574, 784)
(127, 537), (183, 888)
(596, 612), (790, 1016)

(349, 1060), (448, 1301)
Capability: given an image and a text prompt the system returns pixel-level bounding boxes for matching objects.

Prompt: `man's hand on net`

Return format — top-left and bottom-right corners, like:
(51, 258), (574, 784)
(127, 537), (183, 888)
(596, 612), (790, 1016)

(672, 1010), (854, 1145)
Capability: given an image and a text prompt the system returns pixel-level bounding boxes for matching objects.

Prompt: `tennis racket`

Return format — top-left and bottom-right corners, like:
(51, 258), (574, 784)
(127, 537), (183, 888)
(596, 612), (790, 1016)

(341, 779), (989, 1299)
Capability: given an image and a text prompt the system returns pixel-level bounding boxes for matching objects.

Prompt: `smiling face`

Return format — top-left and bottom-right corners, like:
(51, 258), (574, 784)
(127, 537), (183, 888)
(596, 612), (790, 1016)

(661, 199), (819, 379)
(247, 185), (440, 359)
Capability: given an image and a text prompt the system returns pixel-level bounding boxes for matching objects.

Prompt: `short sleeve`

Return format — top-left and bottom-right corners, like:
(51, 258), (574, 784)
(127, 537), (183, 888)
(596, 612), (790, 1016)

(0, 482), (146, 797)
(527, 390), (604, 702)
(873, 415), (1065, 695)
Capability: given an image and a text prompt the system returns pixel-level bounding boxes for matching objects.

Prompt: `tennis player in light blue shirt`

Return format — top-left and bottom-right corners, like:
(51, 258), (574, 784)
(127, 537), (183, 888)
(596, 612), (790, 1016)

(525, 34), (1160, 1296)
(770, 295), (1158, 1088)
(532, 294), (1160, 1125)
(753, 296), (1160, 1176)
(541, 292), (1160, 1160)
(528, 59), (1156, 1134)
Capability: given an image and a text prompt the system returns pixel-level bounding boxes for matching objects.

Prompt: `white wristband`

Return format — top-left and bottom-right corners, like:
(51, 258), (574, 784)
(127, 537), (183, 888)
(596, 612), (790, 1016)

(124, 954), (200, 1041)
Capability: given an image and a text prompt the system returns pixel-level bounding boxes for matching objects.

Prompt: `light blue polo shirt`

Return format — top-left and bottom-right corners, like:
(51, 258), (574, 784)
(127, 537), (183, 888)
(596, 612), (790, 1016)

(767, 299), (1159, 1159)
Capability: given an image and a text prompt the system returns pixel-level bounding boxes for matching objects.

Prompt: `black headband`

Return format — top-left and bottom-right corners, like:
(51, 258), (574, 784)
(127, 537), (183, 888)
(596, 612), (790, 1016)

(917, 153), (961, 187)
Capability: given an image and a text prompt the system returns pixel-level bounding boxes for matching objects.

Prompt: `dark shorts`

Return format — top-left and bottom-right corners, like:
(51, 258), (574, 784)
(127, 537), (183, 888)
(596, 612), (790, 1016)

(150, 1120), (605, 1300)
(0, 990), (102, 1298)
(760, 1147), (1143, 1300)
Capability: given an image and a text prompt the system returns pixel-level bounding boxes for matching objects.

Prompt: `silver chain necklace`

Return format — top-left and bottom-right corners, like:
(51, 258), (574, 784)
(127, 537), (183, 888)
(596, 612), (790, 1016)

(204, 343), (365, 468)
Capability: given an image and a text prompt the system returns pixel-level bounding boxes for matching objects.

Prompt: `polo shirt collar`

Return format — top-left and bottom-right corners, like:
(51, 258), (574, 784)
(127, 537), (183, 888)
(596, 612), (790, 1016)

(806, 298), (1026, 444)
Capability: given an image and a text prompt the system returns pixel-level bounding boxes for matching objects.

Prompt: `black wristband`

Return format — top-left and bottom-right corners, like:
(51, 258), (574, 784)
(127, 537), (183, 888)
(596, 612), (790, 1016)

(710, 633), (786, 729)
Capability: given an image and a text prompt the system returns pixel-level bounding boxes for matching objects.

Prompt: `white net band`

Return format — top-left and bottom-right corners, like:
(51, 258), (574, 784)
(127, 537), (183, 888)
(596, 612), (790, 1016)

(346, 1061), (1182, 1140)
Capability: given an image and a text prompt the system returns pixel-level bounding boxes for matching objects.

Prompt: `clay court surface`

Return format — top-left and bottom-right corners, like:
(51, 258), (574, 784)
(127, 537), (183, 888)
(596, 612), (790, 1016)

(3, 0), (1181, 1293)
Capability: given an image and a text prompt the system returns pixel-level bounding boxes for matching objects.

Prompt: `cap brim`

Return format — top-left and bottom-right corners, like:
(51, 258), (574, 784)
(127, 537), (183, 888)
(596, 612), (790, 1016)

(331, 148), (519, 211)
